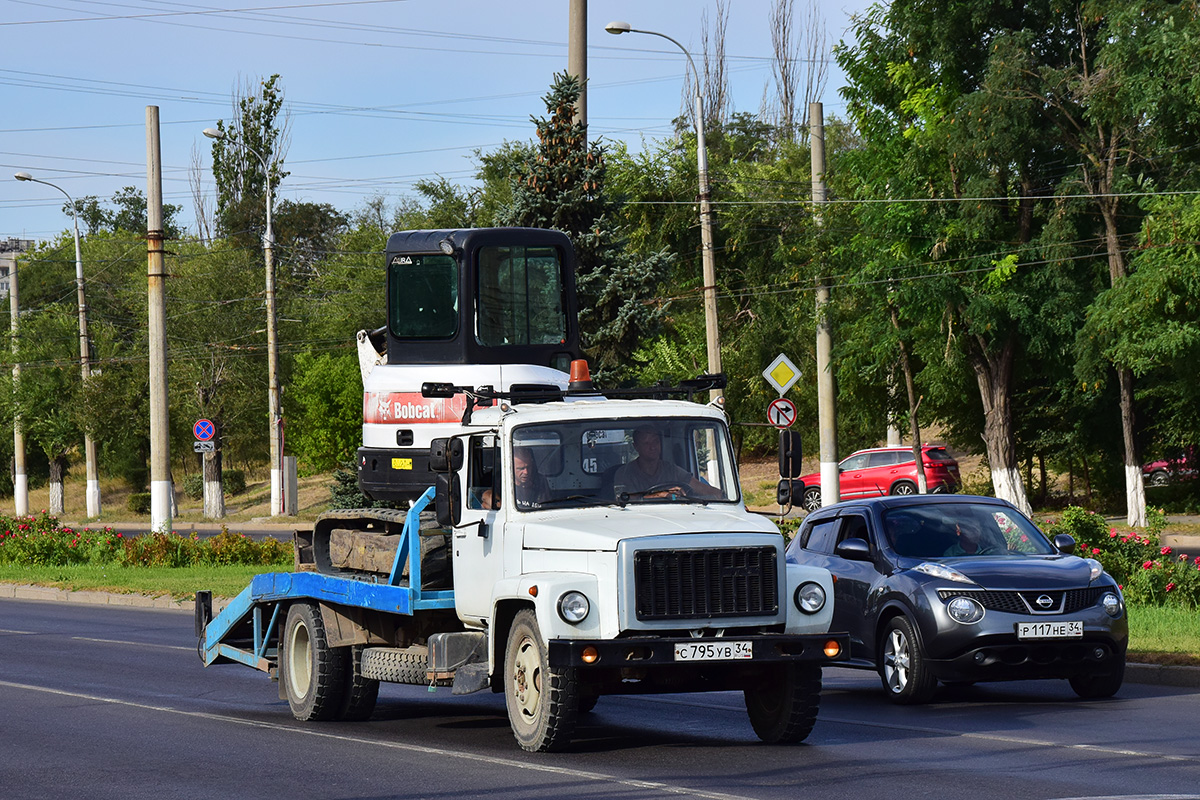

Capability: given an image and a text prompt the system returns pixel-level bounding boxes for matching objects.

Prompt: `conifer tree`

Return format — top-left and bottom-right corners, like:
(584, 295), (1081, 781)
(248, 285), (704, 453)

(501, 72), (671, 380)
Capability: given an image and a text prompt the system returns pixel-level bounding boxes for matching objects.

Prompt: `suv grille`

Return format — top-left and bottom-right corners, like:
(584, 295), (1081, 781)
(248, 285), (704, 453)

(634, 546), (779, 621)
(938, 587), (1106, 615)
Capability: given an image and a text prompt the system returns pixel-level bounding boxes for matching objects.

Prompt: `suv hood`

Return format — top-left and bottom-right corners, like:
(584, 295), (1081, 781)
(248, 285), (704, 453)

(908, 554), (1099, 588)
(519, 505), (779, 551)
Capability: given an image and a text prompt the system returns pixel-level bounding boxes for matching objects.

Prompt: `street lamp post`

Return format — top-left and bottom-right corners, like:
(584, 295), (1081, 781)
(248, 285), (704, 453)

(14, 171), (101, 518)
(605, 20), (723, 402)
(202, 128), (286, 516)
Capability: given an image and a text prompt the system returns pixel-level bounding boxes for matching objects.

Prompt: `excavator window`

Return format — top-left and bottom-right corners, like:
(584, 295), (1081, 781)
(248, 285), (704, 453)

(476, 245), (565, 347)
(390, 254), (458, 339)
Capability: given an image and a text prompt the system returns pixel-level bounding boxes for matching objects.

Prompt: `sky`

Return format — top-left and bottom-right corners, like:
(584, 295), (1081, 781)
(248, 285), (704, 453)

(1, 0), (875, 242)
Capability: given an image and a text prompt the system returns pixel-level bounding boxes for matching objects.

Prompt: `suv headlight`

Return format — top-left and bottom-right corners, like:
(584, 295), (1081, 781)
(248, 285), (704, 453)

(557, 591), (590, 624)
(1085, 558), (1104, 582)
(1102, 591), (1123, 618)
(946, 595), (985, 624)
(794, 582), (826, 614)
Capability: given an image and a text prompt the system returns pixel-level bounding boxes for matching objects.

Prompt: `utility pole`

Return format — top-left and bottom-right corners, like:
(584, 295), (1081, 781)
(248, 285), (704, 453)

(14, 170), (100, 518)
(147, 106), (172, 533)
(811, 102), (839, 507)
(8, 253), (27, 516)
(568, 0), (587, 125)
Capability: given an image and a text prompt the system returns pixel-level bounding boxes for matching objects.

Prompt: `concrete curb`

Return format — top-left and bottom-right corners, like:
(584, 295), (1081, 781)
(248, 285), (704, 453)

(0, 582), (191, 612)
(2, 582), (1197, 690)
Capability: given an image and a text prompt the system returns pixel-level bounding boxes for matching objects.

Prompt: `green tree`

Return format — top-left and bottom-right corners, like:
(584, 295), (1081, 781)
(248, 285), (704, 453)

(499, 72), (671, 379)
(210, 74), (290, 248)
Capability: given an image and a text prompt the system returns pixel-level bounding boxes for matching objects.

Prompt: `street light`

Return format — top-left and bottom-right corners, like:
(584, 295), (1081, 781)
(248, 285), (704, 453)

(202, 127), (286, 516)
(14, 171), (101, 518)
(605, 20), (723, 402)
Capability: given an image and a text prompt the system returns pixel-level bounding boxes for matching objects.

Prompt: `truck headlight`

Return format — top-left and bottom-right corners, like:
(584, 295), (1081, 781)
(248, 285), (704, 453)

(557, 591), (590, 624)
(794, 582), (826, 614)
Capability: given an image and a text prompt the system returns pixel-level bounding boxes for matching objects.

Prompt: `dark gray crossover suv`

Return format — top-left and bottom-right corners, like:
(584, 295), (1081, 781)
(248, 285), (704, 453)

(787, 495), (1127, 703)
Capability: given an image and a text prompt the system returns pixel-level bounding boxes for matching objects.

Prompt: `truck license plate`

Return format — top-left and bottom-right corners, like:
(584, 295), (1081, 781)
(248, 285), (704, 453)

(674, 640), (754, 661)
(1017, 620), (1083, 640)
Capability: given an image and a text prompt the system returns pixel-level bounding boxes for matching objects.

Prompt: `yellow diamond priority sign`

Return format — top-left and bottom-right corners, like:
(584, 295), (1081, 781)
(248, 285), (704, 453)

(762, 353), (800, 396)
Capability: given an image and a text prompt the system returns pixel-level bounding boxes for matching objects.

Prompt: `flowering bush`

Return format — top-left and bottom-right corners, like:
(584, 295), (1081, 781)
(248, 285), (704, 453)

(0, 513), (291, 569)
(1045, 506), (1200, 609)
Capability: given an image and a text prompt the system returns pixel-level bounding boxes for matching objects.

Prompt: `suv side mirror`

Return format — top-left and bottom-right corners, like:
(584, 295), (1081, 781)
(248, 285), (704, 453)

(1053, 533), (1076, 555)
(430, 438), (463, 472)
(435, 473), (461, 527)
(835, 537), (872, 562)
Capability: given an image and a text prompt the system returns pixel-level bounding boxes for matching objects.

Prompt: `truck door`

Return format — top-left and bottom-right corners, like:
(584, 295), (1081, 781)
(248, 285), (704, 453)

(452, 434), (505, 625)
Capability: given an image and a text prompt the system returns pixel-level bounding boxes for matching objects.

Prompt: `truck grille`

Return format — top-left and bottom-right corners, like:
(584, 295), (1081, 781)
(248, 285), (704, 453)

(634, 546), (779, 621)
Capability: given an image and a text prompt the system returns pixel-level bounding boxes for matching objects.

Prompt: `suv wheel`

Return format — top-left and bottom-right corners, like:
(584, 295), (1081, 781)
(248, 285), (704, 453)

(890, 480), (917, 496)
(1148, 470), (1170, 487)
(801, 487), (822, 512)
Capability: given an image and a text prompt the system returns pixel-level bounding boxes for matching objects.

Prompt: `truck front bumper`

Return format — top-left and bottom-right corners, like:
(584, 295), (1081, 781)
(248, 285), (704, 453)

(548, 632), (850, 669)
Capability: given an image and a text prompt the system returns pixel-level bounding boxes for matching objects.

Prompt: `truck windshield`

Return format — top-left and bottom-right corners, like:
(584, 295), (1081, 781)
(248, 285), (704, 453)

(509, 417), (739, 510)
(476, 245), (566, 347)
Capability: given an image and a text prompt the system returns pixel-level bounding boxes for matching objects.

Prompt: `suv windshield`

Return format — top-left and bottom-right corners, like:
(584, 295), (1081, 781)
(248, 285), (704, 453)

(882, 503), (1057, 558)
(505, 417), (739, 511)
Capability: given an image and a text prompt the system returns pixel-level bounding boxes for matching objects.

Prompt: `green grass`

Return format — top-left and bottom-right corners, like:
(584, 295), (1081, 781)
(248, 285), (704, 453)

(1127, 602), (1200, 665)
(0, 564), (276, 600)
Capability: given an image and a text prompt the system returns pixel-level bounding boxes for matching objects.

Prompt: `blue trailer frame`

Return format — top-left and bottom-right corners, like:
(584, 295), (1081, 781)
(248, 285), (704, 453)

(200, 487), (454, 672)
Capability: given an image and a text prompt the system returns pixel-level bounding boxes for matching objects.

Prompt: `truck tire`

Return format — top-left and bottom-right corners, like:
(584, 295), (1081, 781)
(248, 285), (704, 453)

(338, 645), (380, 721)
(280, 602), (347, 721)
(504, 609), (579, 752)
(744, 663), (822, 744)
(361, 646), (429, 685)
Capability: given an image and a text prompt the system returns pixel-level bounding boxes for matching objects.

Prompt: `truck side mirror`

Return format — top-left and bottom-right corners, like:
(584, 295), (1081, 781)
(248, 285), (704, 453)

(779, 430), (803, 478)
(435, 473), (461, 527)
(430, 438), (464, 472)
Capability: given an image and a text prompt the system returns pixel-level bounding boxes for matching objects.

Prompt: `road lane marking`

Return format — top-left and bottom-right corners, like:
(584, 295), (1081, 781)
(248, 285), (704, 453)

(0, 679), (758, 800)
(72, 636), (193, 651)
(0, 628), (37, 634)
(616, 694), (1200, 764)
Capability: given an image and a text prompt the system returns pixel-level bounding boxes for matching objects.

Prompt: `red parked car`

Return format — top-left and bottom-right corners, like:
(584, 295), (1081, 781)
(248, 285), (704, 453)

(797, 445), (960, 512)
(1142, 449), (1198, 486)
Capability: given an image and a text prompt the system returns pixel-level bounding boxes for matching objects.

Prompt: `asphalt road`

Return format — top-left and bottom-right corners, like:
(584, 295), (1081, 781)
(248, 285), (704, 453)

(2, 598), (1198, 800)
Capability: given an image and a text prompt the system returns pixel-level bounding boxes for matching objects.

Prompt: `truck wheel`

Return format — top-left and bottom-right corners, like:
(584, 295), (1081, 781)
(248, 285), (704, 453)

(504, 609), (579, 752)
(744, 663), (822, 744)
(361, 646), (428, 685)
(879, 616), (936, 704)
(338, 645), (380, 721)
(280, 602), (346, 721)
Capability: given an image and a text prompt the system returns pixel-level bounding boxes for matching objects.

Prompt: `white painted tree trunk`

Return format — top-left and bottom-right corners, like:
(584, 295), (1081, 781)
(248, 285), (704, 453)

(1126, 464), (1147, 528)
(48, 480), (64, 515)
(990, 465), (1031, 517)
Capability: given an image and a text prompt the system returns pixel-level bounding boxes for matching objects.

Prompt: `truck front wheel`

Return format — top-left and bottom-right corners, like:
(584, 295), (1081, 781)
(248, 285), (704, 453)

(280, 602), (347, 721)
(504, 609), (579, 752)
(744, 663), (822, 744)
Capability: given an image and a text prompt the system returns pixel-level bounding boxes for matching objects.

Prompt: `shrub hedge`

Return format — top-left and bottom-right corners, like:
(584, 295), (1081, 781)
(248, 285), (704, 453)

(0, 512), (291, 569)
(1045, 506), (1200, 609)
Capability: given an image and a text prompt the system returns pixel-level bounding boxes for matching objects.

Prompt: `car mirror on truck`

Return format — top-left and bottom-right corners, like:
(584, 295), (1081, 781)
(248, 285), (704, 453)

(435, 473), (461, 527)
(429, 437), (463, 472)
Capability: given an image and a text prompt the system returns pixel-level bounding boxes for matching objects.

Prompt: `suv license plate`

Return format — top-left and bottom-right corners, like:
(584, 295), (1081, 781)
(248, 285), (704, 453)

(674, 641), (754, 661)
(1017, 620), (1083, 640)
